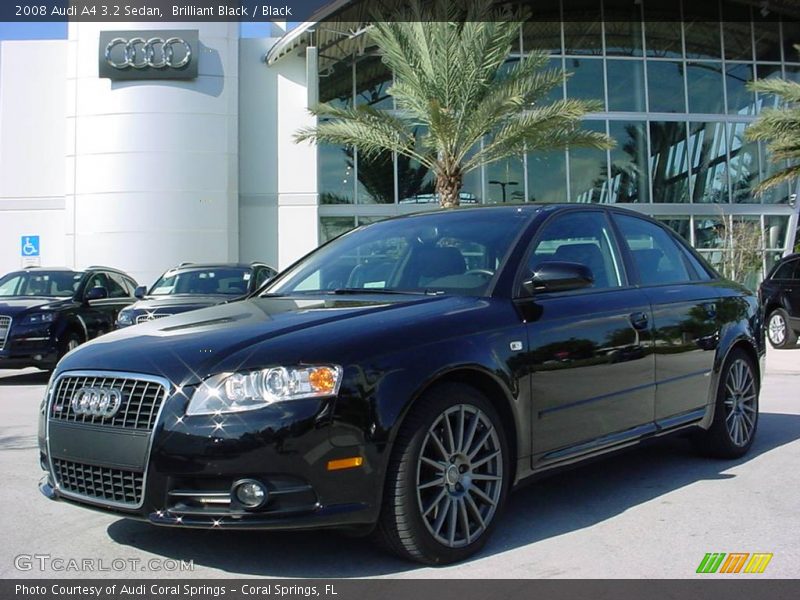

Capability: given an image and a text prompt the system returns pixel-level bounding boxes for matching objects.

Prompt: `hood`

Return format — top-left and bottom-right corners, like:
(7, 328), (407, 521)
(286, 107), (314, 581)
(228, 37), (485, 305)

(0, 297), (72, 316)
(58, 293), (483, 384)
(129, 295), (235, 312)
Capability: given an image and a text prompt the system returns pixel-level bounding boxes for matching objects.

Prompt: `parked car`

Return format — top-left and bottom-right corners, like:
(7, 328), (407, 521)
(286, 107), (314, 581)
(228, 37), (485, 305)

(38, 206), (763, 564)
(0, 266), (138, 370)
(115, 262), (277, 328)
(759, 253), (800, 349)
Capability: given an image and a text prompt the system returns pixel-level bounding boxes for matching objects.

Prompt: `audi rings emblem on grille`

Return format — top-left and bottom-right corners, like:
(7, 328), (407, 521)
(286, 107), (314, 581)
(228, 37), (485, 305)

(105, 37), (192, 70)
(70, 387), (123, 418)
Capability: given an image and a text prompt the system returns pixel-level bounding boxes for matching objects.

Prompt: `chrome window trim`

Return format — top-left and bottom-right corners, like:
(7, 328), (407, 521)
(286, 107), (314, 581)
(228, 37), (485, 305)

(45, 369), (172, 511)
(0, 315), (11, 351)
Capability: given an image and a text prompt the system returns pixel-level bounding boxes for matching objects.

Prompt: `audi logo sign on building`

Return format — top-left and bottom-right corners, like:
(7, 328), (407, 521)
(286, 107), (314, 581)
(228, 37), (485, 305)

(70, 388), (124, 419)
(98, 30), (198, 80)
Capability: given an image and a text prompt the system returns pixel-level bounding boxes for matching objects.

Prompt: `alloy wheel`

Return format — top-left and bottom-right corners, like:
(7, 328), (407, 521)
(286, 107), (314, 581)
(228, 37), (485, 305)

(723, 359), (757, 447)
(768, 314), (786, 345)
(415, 404), (503, 549)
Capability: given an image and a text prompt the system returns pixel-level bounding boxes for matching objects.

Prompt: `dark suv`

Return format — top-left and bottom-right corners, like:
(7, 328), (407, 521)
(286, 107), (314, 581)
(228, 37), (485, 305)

(0, 266), (138, 369)
(759, 253), (800, 349)
(115, 262), (277, 328)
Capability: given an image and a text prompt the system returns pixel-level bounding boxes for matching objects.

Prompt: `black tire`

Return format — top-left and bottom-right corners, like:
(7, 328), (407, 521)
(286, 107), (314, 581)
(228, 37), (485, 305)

(57, 331), (82, 361)
(375, 383), (510, 565)
(766, 308), (797, 349)
(693, 348), (759, 459)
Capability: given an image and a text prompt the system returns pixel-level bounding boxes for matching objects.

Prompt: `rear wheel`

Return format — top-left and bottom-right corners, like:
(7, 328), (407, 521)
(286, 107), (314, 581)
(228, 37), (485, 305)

(767, 308), (797, 349)
(693, 348), (759, 459)
(376, 383), (509, 564)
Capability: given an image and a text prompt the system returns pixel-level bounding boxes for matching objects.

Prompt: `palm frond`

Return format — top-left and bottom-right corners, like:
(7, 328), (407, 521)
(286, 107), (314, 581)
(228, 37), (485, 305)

(295, 103), (432, 165)
(747, 78), (800, 104)
(753, 164), (800, 193)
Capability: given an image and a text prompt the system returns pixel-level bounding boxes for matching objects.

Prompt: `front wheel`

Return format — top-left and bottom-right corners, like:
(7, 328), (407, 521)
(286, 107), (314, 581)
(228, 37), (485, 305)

(693, 349), (759, 459)
(767, 308), (797, 349)
(376, 383), (509, 564)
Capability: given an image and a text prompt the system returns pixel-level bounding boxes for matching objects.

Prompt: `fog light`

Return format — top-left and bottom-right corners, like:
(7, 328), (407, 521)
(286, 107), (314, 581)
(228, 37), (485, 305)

(232, 479), (268, 509)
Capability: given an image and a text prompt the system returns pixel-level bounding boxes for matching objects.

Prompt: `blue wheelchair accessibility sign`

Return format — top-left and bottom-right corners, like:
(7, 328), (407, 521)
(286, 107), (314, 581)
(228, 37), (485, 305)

(21, 236), (40, 257)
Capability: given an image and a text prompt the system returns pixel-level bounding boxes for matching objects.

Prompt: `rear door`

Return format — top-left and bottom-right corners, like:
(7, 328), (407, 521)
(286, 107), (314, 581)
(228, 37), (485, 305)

(612, 213), (720, 424)
(517, 210), (656, 460)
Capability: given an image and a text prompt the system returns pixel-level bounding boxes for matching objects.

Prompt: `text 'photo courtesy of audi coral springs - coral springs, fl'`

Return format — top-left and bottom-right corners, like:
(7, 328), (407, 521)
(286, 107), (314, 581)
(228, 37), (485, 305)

(37, 205), (764, 565)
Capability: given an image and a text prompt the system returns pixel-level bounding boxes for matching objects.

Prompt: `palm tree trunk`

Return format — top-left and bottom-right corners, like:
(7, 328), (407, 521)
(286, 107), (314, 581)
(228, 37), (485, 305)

(436, 171), (463, 208)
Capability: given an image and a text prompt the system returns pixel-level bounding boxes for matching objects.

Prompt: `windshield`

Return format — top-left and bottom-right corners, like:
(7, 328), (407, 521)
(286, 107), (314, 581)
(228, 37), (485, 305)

(266, 209), (532, 296)
(149, 268), (252, 296)
(0, 271), (84, 298)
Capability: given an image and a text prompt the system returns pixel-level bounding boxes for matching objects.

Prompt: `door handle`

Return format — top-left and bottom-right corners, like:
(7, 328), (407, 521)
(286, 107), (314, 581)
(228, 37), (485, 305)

(629, 312), (649, 330)
(703, 302), (717, 318)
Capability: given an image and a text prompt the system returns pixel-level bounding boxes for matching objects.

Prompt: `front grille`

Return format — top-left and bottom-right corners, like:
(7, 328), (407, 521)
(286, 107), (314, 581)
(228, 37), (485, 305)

(0, 315), (10, 350)
(136, 313), (172, 324)
(50, 375), (167, 431)
(52, 458), (143, 506)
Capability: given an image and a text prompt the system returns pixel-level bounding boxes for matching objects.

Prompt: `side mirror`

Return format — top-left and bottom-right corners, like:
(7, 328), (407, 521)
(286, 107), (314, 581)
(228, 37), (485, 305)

(84, 286), (108, 302)
(522, 261), (594, 295)
(134, 285), (147, 299)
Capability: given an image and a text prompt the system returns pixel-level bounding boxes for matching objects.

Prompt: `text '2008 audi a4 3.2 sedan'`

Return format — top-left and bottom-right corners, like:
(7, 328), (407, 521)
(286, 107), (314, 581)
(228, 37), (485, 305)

(38, 205), (764, 564)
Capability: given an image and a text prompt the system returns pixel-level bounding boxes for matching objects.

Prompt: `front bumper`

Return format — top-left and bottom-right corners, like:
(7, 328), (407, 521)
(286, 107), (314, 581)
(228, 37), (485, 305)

(39, 372), (383, 531)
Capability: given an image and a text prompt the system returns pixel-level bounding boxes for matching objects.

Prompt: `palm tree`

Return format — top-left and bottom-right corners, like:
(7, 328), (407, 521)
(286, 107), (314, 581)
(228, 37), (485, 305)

(295, 0), (612, 208)
(746, 45), (800, 193)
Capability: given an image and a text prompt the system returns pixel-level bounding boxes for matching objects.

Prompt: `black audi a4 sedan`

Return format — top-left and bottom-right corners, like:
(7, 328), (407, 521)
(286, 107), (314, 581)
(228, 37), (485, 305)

(115, 262), (277, 328)
(0, 266), (138, 370)
(38, 205), (764, 564)
(759, 253), (800, 349)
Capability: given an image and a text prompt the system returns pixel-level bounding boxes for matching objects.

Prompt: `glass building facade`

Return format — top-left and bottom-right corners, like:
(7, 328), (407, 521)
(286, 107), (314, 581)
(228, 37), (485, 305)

(315, 0), (800, 285)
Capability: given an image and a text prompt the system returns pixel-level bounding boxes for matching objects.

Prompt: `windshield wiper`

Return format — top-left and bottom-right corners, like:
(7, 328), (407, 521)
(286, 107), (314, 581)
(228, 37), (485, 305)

(329, 288), (442, 296)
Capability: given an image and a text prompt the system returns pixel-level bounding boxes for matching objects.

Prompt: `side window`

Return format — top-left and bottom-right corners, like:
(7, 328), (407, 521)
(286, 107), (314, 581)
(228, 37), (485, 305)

(524, 211), (623, 291)
(773, 260), (798, 280)
(614, 214), (692, 285)
(84, 273), (108, 294)
(255, 267), (275, 289)
(106, 273), (130, 298)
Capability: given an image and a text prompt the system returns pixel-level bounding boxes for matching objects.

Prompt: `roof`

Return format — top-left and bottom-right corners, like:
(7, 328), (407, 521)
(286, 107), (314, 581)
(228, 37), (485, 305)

(166, 263), (269, 271)
(266, 0), (800, 70)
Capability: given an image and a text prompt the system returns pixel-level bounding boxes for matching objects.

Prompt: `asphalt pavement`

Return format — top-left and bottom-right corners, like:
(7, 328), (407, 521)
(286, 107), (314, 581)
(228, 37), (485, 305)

(0, 347), (797, 579)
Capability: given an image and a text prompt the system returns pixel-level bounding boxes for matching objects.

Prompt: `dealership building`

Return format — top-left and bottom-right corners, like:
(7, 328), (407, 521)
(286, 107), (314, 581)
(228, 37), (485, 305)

(0, 0), (799, 286)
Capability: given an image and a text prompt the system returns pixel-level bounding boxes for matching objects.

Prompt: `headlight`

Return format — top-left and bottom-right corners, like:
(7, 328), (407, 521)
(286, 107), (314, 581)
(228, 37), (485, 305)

(186, 365), (343, 416)
(117, 310), (133, 325)
(22, 312), (55, 325)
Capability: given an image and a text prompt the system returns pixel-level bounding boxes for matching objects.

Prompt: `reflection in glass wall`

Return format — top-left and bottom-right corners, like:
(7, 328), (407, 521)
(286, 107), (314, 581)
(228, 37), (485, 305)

(528, 150), (567, 203)
(727, 122), (760, 204)
(723, 12), (753, 61)
(647, 61), (686, 113)
(689, 122), (729, 204)
(684, 2), (721, 60)
(656, 216), (691, 244)
(315, 0), (798, 265)
(562, 0), (602, 55)
(570, 121), (608, 203)
(318, 58), (354, 205)
(609, 120), (649, 203)
(726, 63), (756, 115)
(606, 59), (645, 112)
(650, 122), (690, 203)
(565, 58), (605, 107)
(686, 63), (725, 114)
(486, 158), (525, 204)
(320, 217), (356, 243)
